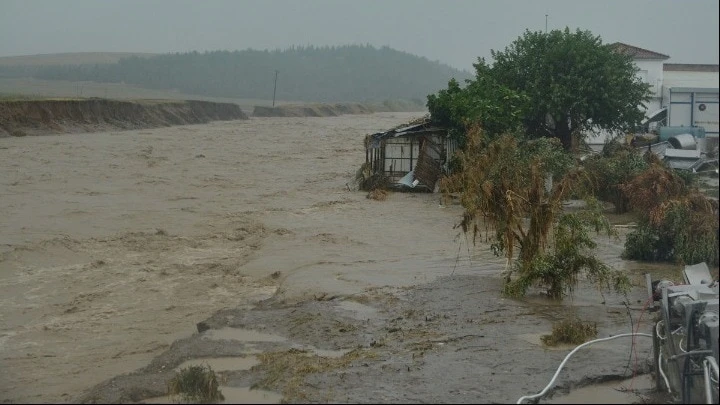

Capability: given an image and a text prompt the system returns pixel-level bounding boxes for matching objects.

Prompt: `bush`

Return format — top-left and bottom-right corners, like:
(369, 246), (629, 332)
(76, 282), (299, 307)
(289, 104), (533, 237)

(167, 364), (224, 403)
(541, 318), (598, 346)
(582, 141), (648, 214)
(503, 201), (630, 300)
(622, 220), (665, 262)
(621, 163), (719, 266)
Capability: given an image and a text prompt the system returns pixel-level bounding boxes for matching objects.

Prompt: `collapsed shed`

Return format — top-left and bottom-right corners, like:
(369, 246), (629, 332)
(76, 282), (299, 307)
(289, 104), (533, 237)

(362, 116), (457, 192)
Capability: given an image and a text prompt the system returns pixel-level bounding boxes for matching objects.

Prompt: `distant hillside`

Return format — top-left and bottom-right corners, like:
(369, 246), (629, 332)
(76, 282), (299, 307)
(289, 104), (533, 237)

(0, 52), (157, 66)
(2, 45), (472, 103)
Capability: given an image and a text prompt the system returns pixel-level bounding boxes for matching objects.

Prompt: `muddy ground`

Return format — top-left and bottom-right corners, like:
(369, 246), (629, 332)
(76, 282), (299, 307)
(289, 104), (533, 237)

(0, 112), (689, 404)
(78, 274), (666, 404)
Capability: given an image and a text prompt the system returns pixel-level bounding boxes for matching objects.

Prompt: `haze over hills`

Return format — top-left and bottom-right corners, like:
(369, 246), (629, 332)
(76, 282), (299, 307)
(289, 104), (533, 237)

(0, 45), (472, 104)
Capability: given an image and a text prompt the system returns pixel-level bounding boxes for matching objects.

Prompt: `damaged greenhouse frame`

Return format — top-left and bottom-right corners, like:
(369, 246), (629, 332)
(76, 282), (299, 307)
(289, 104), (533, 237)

(363, 116), (457, 192)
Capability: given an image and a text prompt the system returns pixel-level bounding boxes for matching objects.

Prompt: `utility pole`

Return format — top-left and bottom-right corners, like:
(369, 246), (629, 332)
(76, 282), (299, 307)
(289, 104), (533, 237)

(272, 70), (279, 107)
(545, 14), (548, 33)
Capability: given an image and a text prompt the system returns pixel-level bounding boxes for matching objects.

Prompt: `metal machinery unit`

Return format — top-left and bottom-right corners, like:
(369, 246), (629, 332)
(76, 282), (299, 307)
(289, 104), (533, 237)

(649, 263), (719, 403)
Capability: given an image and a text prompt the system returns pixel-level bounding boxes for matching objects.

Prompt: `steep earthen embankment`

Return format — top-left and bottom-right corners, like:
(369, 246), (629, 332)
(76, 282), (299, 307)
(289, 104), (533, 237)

(252, 102), (375, 117)
(0, 99), (248, 136)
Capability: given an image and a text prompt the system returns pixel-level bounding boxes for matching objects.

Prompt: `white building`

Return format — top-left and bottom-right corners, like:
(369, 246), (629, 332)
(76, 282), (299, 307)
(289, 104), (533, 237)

(663, 64), (719, 139)
(588, 43), (719, 145)
(610, 42), (670, 114)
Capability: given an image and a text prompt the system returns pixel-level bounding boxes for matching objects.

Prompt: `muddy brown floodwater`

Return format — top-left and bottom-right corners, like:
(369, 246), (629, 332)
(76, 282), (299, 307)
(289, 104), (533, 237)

(0, 113), (692, 404)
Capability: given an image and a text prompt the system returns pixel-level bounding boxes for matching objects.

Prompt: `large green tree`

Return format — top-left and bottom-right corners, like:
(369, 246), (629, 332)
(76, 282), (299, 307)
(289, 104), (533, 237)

(493, 28), (650, 149)
(429, 28), (651, 150)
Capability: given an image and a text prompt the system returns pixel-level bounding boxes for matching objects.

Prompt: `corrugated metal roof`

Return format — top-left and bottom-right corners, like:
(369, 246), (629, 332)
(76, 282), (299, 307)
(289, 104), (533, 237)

(369, 116), (446, 141)
(609, 42), (670, 60)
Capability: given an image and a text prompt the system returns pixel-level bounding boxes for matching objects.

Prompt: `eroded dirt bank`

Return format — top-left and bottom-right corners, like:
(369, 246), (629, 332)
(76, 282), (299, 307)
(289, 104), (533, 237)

(252, 103), (376, 117)
(0, 99), (248, 137)
(0, 113), (678, 404)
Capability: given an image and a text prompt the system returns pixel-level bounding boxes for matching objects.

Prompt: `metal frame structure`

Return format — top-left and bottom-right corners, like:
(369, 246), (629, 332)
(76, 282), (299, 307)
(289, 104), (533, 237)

(365, 118), (456, 191)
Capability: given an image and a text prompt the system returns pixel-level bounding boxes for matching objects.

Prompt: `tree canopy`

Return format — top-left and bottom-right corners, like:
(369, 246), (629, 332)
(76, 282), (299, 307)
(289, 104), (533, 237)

(426, 61), (527, 144)
(428, 28), (651, 149)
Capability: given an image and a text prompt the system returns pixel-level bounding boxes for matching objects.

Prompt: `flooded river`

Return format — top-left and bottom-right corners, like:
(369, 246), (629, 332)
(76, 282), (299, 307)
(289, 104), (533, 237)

(0, 113), (688, 403)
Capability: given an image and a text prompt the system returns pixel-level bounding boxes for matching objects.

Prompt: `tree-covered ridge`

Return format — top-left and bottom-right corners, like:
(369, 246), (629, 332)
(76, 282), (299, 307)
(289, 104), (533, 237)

(18, 45), (472, 103)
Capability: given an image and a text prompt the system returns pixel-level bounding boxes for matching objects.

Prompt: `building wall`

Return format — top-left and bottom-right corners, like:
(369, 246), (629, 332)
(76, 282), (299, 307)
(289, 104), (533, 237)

(580, 54), (720, 145)
(634, 60), (664, 114)
(636, 60), (665, 99)
(662, 70), (720, 107)
(667, 88), (720, 136)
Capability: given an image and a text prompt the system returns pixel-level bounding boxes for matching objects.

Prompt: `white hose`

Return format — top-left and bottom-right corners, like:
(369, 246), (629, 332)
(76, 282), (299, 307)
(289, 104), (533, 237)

(653, 320), (672, 393)
(655, 320), (666, 340)
(705, 356), (719, 380)
(516, 333), (653, 404)
(703, 358), (714, 404)
(658, 351), (672, 393)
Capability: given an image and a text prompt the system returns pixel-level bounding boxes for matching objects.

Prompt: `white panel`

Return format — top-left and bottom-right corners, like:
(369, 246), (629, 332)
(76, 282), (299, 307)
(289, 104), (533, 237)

(384, 158), (411, 172)
(670, 92), (692, 103)
(694, 102), (719, 133)
(385, 142), (411, 172)
(670, 104), (692, 127)
(384, 158), (394, 172)
(385, 143), (406, 159)
(694, 93), (719, 103)
(383, 137), (423, 173)
(664, 71), (720, 89)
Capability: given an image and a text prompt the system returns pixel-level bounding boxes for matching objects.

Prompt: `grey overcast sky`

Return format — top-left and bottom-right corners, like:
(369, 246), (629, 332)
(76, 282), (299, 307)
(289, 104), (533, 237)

(1, 0), (718, 70)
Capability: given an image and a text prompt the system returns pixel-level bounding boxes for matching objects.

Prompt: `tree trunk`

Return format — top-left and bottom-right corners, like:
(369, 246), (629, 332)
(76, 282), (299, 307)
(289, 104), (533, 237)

(556, 120), (573, 151)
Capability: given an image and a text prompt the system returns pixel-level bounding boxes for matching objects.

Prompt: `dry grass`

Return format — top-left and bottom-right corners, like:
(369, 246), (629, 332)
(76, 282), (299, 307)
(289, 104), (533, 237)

(253, 348), (376, 402)
(386, 114), (430, 131)
(367, 189), (388, 201)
